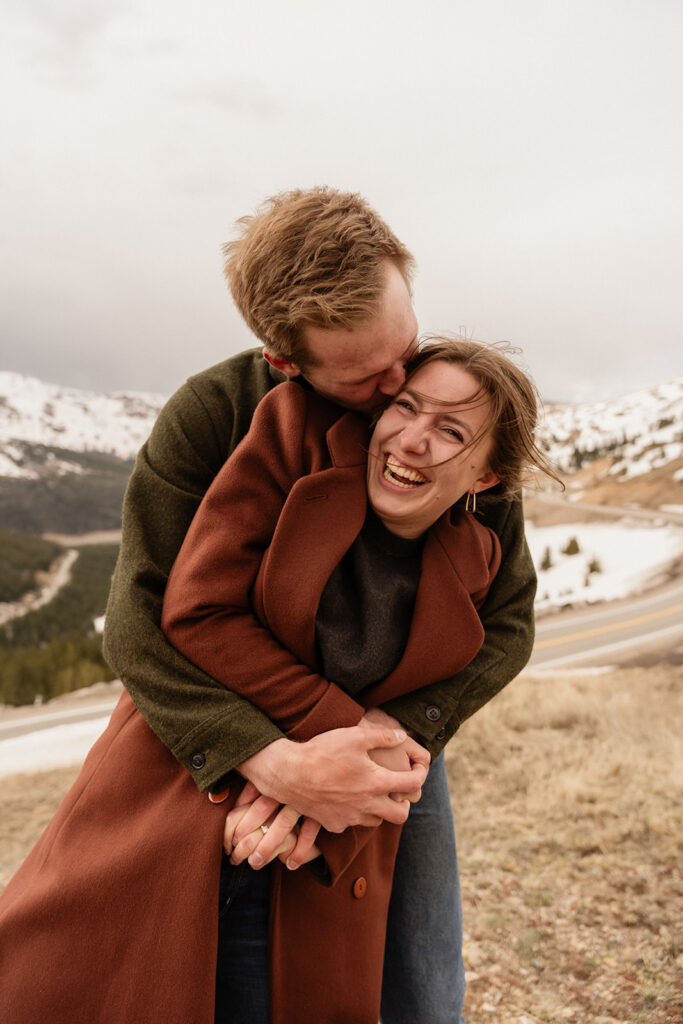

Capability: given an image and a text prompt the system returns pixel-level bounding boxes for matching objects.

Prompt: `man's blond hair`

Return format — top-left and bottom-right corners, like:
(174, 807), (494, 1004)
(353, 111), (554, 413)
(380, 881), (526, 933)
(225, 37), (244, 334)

(223, 187), (415, 365)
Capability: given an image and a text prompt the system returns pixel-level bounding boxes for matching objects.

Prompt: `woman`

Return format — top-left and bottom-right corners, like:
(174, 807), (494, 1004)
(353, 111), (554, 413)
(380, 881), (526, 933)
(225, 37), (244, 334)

(0, 339), (555, 1024)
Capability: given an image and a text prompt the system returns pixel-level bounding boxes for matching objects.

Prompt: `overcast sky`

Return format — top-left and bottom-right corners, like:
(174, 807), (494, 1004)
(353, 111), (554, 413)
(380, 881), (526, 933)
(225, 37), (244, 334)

(2, 0), (681, 403)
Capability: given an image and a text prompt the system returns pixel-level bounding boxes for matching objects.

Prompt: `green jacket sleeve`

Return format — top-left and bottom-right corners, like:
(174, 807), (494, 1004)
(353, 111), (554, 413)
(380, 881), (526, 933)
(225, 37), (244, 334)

(382, 494), (536, 760)
(103, 351), (286, 791)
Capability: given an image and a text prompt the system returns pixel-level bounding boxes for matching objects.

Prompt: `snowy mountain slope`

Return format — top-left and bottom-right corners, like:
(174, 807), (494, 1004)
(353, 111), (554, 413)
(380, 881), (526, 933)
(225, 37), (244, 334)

(0, 373), (165, 479)
(538, 376), (683, 481)
(1, 370), (681, 486)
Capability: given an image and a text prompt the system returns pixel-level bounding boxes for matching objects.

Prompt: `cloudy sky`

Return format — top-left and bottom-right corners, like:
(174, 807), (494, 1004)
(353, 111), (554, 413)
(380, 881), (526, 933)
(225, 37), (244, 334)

(2, 0), (681, 402)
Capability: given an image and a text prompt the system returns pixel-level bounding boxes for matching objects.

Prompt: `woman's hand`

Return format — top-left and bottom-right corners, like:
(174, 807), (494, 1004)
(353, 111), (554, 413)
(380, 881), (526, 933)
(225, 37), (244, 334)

(279, 837), (321, 867)
(225, 784), (321, 870)
(361, 708), (430, 802)
(223, 782), (279, 854)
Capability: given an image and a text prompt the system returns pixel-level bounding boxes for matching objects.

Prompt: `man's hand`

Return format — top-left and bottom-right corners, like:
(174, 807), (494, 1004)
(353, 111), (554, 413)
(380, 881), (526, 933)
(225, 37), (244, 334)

(237, 724), (428, 833)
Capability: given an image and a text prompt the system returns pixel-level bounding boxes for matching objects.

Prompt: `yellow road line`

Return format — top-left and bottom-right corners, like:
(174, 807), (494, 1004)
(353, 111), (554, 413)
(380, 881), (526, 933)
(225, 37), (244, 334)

(534, 602), (683, 650)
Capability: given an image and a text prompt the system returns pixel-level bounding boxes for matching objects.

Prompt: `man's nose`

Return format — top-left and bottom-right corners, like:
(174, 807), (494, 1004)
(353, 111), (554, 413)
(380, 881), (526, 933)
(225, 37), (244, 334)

(377, 361), (407, 396)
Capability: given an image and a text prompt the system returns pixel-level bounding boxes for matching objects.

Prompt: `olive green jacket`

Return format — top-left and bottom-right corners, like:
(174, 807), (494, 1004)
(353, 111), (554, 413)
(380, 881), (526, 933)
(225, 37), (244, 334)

(103, 348), (537, 792)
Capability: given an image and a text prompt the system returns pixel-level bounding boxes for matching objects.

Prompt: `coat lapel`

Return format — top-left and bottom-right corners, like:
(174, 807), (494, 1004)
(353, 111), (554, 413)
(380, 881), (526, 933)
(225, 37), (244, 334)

(254, 412), (369, 670)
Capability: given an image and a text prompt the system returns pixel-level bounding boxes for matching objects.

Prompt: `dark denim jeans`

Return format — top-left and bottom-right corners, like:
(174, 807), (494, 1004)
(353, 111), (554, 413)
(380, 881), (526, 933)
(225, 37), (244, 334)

(213, 755), (464, 1024)
(214, 857), (272, 1024)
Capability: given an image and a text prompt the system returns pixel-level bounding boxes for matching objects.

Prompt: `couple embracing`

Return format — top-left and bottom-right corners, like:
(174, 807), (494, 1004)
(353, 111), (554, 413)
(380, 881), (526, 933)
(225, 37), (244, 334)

(0, 188), (554, 1023)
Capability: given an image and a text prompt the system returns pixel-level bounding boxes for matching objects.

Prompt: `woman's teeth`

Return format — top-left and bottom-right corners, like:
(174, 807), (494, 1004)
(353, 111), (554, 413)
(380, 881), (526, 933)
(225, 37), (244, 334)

(383, 457), (427, 489)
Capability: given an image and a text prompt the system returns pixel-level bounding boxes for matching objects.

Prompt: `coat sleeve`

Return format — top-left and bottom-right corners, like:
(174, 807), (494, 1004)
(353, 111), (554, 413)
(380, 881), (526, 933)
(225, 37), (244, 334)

(382, 494), (536, 759)
(161, 388), (366, 742)
(103, 356), (286, 792)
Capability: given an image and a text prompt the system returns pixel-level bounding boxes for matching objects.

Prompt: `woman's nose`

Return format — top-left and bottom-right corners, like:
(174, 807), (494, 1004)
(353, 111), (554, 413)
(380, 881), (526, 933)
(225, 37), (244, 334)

(397, 420), (428, 454)
(377, 361), (407, 397)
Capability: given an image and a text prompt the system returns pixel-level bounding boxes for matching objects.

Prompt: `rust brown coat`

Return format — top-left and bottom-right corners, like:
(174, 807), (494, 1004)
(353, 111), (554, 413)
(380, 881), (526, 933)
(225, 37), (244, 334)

(0, 386), (500, 1024)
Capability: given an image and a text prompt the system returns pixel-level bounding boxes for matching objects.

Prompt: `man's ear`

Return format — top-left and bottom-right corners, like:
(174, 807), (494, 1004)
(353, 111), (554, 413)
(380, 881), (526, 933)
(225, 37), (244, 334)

(474, 470), (500, 494)
(263, 350), (302, 380)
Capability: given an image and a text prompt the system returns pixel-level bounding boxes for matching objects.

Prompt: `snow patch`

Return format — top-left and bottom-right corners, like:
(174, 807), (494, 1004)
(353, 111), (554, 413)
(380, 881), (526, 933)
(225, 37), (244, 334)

(528, 522), (683, 612)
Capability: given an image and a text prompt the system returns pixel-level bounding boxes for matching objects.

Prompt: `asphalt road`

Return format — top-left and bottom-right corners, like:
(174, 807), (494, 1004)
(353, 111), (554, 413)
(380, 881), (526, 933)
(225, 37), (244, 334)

(530, 575), (683, 669)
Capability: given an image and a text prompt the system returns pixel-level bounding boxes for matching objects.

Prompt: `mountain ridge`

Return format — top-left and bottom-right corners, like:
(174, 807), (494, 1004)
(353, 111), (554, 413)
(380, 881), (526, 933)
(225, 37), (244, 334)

(0, 370), (681, 532)
(0, 371), (165, 475)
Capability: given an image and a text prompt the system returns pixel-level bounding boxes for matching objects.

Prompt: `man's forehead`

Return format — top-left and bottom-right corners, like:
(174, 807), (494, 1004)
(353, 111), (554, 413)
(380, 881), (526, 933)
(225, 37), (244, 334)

(319, 334), (417, 380)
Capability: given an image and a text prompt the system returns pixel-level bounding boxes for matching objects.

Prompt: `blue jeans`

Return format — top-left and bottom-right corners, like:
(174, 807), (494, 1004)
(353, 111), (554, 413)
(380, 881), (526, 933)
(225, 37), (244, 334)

(214, 857), (272, 1024)
(381, 754), (466, 1024)
(214, 755), (464, 1024)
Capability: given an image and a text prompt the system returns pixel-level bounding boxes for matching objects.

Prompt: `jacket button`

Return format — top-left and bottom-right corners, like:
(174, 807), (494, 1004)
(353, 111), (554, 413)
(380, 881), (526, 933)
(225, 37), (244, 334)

(191, 752), (206, 770)
(208, 787), (231, 804)
(424, 705), (442, 723)
(435, 727), (446, 741)
(352, 876), (367, 899)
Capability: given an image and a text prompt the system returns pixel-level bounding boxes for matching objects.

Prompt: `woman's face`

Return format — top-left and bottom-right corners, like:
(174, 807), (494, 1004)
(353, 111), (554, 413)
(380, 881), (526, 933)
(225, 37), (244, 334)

(367, 360), (500, 538)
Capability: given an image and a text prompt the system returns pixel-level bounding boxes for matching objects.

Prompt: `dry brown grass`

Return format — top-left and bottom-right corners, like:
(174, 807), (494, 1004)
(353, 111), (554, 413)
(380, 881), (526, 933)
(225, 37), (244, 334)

(0, 765), (80, 890)
(448, 664), (683, 1023)
(1, 666), (681, 1022)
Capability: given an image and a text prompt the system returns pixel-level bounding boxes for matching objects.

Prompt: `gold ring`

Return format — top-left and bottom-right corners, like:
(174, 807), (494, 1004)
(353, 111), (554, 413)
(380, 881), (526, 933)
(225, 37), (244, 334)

(260, 824), (269, 835)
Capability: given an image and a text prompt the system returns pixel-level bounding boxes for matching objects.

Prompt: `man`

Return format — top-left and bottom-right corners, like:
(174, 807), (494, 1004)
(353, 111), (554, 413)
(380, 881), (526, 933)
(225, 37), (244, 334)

(103, 187), (536, 1023)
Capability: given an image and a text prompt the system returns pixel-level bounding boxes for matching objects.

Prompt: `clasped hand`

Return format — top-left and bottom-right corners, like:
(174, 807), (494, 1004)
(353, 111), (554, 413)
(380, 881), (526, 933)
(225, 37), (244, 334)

(226, 709), (430, 871)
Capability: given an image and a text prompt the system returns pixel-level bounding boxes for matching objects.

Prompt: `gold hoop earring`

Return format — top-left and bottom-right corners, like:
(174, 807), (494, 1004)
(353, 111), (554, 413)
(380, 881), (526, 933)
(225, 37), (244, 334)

(465, 490), (476, 514)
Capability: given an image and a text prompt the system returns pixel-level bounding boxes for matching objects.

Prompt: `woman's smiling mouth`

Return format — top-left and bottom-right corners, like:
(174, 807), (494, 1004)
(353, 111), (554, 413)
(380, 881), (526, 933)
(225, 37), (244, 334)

(382, 455), (428, 489)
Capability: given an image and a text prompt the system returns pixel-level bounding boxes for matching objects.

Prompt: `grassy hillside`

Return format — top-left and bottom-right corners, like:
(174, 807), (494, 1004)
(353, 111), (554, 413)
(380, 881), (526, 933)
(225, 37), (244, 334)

(446, 664), (682, 1024)
(0, 529), (61, 602)
(2, 665), (680, 1022)
(0, 543), (119, 705)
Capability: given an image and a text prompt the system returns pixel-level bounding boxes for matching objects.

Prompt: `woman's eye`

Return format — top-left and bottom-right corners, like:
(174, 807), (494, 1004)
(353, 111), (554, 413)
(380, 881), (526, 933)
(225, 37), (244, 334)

(444, 428), (464, 442)
(396, 399), (414, 412)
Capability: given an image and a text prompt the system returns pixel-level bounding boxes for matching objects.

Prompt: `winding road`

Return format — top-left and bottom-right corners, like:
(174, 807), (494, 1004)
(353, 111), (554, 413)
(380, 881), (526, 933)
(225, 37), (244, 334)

(530, 576), (683, 669)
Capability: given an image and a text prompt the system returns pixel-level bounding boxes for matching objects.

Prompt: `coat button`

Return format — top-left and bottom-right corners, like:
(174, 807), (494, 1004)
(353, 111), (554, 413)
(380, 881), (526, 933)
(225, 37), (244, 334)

(352, 876), (367, 899)
(435, 727), (446, 741)
(191, 752), (206, 770)
(424, 704), (442, 722)
(208, 787), (231, 804)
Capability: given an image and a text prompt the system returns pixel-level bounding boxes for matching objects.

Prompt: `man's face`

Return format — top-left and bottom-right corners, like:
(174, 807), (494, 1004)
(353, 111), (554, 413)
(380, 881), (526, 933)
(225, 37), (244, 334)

(267, 260), (419, 414)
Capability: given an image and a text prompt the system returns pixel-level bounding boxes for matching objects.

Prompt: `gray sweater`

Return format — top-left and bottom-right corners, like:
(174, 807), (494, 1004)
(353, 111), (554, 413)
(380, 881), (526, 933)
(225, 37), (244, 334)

(316, 510), (424, 693)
